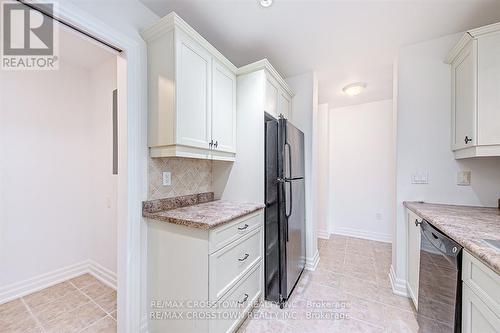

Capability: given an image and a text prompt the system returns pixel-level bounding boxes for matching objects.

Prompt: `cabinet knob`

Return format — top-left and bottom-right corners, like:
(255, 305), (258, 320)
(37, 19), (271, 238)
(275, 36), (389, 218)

(464, 136), (472, 144)
(209, 139), (213, 148)
(415, 219), (422, 227)
(214, 140), (218, 148)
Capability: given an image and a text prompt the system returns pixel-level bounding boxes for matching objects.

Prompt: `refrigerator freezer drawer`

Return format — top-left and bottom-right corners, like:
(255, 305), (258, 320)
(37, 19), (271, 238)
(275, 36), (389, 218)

(209, 227), (263, 301)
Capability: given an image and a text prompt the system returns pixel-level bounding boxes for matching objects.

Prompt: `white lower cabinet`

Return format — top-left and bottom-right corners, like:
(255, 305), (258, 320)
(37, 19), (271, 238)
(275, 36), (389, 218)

(210, 264), (262, 333)
(406, 208), (422, 309)
(462, 250), (500, 333)
(462, 283), (500, 333)
(147, 210), (264, 333)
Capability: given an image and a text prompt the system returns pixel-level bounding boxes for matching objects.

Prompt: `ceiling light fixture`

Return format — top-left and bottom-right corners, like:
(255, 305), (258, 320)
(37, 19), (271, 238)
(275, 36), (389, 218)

(260, 0), (273, 8)
(342, 82), (367, 96)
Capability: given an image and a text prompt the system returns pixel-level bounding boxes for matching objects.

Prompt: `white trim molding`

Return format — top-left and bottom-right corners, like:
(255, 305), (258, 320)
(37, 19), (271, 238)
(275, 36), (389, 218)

(237, 59), (294, 97)
(305, 250), (320, 271)
(317, 229), (331, 240)
(0, 261), (117, 305)
(332, 227), (392, 243)
(140, 314), (149, 333)
(389, 265), (409, 297)
(445, 22), (500, 64)
(141, 12), (237, 73)
(55, 2), (148, 331)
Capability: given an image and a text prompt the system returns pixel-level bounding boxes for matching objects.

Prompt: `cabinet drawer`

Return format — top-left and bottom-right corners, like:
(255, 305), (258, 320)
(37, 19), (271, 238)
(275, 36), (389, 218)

(462, 283), (500, 333)
(209, 227), (262, 302)
(209, 211), (262, 253)
(462, 250), (500, 317)
(210, 262), (262, 333)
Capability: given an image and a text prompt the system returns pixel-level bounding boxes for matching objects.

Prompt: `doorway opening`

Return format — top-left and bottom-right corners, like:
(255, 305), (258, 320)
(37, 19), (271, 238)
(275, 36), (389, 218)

(0, 22), (121, 332)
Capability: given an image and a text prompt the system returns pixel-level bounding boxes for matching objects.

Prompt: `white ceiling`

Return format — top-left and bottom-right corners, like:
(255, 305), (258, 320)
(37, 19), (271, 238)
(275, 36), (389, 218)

(58, 25), (116, 71)
(139, 0), (500, 108)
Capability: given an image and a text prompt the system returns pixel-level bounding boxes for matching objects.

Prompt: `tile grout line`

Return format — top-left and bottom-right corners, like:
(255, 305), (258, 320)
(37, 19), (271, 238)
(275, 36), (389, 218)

(68, 280), (117, 331)
(20, 297), (46, 333)
(323, 238), (414, 330)
(68, 280), (115, 318)
(76, 314), (115, 333)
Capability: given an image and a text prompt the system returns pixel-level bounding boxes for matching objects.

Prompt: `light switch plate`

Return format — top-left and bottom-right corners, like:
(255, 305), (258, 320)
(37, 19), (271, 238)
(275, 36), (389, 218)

(457, 171), (471, 186)
(162, 171), (171, 186)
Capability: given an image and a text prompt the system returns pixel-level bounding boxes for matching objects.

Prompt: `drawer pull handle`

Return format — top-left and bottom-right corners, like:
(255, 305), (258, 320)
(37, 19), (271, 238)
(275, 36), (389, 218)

(238, 253), (249, 261)
(238, 293), (249, 304)
(238, 224), (249, 231)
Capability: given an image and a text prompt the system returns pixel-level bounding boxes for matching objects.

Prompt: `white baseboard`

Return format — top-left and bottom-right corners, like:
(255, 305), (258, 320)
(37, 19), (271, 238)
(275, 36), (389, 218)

(305, 250), (320, 271)
(317, 229), (331, 240)
(389, 265), (408, 297)
(332, 227), (392, 243)
(0, 260), (117, 305)
(88, 260), (117, 290)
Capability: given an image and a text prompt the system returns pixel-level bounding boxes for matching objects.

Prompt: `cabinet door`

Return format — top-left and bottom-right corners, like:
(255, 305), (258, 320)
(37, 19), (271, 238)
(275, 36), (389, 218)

(212, 60), (236, 153)
(477, 33), (500, 146)
(452, 40), (477, 150)
(264, 76), (278, 118)
(407, 209), (421, 309)
(462, 283), (500, 333)
(175, 30), (212, 149)
(278, 90), (291, 119)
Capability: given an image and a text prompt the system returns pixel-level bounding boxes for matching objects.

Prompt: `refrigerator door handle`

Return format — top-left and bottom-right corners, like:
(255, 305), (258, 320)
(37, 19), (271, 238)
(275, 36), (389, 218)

(285, 142), (292, 179)
(285, 179), (292, 242)
(284, 141), (292, 243)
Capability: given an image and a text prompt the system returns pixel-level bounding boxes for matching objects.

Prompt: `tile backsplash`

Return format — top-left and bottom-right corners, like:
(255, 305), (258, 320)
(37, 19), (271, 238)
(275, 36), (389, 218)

(148, 157), (213, 200)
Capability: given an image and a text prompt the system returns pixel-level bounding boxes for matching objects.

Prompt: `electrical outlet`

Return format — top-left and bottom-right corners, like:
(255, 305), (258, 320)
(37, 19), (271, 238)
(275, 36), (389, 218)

(457, 171), (471, 186)
(411, 172), (428, 184)
(162, 171), (171, 186)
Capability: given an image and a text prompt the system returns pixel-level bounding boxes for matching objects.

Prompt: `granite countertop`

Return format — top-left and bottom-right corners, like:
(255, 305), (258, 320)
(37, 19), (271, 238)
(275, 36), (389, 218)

(404, 201), (500, 274)
(143, 192), (265, 230)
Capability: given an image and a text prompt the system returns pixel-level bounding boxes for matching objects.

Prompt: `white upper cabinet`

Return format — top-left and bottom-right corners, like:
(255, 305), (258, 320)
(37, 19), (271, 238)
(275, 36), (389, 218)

(263, 74), (292, 120)
(264, 76), (278, 118)
(446, 22), (500, 159)
(212, 60), (237, 153)
(142, 13), (237, 161)
(176, 30), (212, 150)
(239, 59), (294, 121)
(278, 89), (292, 119)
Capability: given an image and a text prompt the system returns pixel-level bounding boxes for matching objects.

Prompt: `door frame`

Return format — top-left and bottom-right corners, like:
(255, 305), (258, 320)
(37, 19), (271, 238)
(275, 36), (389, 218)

(56, 3), (148, 332)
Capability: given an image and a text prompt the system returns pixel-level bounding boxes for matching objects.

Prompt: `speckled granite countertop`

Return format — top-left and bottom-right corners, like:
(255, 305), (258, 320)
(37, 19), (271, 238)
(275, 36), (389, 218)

(404, 201), (500, 274)
(143, 193), (264, 230)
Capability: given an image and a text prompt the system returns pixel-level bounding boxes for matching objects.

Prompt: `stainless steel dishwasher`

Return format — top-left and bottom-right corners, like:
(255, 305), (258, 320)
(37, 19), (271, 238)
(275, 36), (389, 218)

(417, 220), (463, 332)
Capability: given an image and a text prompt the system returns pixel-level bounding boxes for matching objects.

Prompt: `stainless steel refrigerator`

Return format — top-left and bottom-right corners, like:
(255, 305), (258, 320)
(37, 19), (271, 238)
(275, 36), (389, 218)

(264, 114), (306, 306)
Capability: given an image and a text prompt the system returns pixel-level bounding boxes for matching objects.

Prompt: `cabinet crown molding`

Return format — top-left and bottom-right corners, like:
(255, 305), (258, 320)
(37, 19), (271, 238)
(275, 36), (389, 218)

(445, 21), (500, 64)
(237, 59), (295, 97)
(141, 11), (238, 73)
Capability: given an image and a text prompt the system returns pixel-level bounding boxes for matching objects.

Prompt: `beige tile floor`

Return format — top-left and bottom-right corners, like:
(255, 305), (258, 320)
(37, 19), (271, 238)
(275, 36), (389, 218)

(238, 235), (450, 333)
(0, 274), (116, 333)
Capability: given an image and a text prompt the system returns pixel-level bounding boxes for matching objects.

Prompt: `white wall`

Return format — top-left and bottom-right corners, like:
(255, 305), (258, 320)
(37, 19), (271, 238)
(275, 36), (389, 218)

(329, 99), (394, 243)
(89, 57), (118, 273)
(0, 57), (117, 292)
(0, 63), (92, 287)
(393, 33), (500, 287)
(286, 71), (319, 269)
(315, 103), (330, 238)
